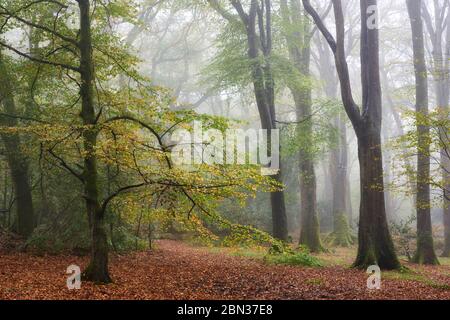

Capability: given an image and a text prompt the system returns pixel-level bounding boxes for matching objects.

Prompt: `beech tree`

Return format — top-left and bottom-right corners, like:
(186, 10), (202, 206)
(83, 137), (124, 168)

(421, 0), (450, 257)
(208, 0), (288, 241)
(303, 0), (400, 269)
(0, 53), (35, 238)
(311, 4), (357, 246)
(279, 0), (322, 251)
(406, 0), (439, 265)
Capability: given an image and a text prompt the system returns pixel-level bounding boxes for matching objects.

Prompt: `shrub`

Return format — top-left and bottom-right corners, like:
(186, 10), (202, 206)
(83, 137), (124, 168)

(264, 247), (322, 267)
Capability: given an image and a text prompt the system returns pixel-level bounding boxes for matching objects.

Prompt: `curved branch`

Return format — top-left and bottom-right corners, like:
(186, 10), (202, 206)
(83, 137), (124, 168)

(0, 4), (78, 47)
(102, 115), (173, 169)
(302, 0), (362, 130)
(0, 40), (80, 72)
(48, 149), (84, 182)
(302, 0), (336, 52)
(100, 182), (147, 216)
(103, 115), (164, 148)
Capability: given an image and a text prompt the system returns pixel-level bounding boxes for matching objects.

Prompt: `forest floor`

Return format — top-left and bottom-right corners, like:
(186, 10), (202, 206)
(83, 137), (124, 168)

(0, 240), (449, 300)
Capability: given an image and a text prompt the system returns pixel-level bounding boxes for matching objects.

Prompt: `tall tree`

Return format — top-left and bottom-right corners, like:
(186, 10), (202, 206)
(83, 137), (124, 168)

(444, 9), (450, 256)
(280, 0), (322, 251)
(303, 0), (400, 269)
(406, 0), (439, 265)
(313, 17), (355, 245)
(77, 0), (111, 283)
(0, 52), (35, 238)
(422, 0), (450, 257)
(208, 0), (288, 241)
(1, 0), (111, 283)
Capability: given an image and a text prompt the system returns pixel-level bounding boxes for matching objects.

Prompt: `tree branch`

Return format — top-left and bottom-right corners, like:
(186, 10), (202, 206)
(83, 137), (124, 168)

(302, 0), (337, 52)
(207, 0), (240, 24)
(0, 4), (78, 47)
(302, 0), (362, 130)
(100, 182), (147, 216)
(48, 149), (84, 182)
(231, 0), (250, 26)
(0, 40), (80, 72)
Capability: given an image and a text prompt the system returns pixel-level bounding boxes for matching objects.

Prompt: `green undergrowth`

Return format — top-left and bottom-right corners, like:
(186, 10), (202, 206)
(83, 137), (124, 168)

(208, 243), (323, 267)
(264, 250), (323, 267)
(384, 267), (450, 291)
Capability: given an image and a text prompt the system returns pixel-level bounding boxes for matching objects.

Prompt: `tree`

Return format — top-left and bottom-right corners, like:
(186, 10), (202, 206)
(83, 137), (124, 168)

(0, 53), (35, 238)
(208, 0), (288, 241)
(421, 1), (450, 257)
(279, 0), (322, 251)
(303, 0), (400, 269)
(75, 0), (111, 283)
(406, 0), (439, 265)
(311, 5), (357, 245)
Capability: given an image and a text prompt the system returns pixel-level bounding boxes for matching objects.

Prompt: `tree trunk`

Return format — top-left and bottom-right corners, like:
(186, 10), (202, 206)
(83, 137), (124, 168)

(78, 0), (111, 284)
(249, 62), (288, 241)
(421, 1), (450, 257)
(334, 114), (348, 218)
(298, 156), (321, 250)
(331, 112), (353, 246)
(354, 132), (399, 269)
(443, 206), (450, 256)
(294, 86), (322, 251)
(0, 53), (35, 238)
(270, 172), (288, 241)
(442, 9), (450, 257)
(406, 0), (439, 264)
(352, 0), (399, 269)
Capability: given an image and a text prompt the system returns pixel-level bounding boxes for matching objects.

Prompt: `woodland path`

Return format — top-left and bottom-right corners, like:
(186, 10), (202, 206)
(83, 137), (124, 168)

(0, 240), (449, 299)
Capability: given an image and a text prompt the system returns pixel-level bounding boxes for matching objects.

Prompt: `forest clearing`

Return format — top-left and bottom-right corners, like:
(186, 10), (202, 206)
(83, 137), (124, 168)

(0, 240), (449, 300)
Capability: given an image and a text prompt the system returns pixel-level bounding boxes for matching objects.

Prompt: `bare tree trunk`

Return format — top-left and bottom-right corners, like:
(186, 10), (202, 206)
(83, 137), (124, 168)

(355, 132), (398, 268)
(0, 52), (35, 238)
(330, 112), (353, 246)
(381, 115), (394, 221)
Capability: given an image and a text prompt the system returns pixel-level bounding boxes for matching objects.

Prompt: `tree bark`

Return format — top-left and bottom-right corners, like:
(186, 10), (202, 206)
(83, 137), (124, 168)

(354, 132), (399, 269)
(0, 52), (35, 238)
(77, 0), (111, 284)
(296, 89), (321, 250)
